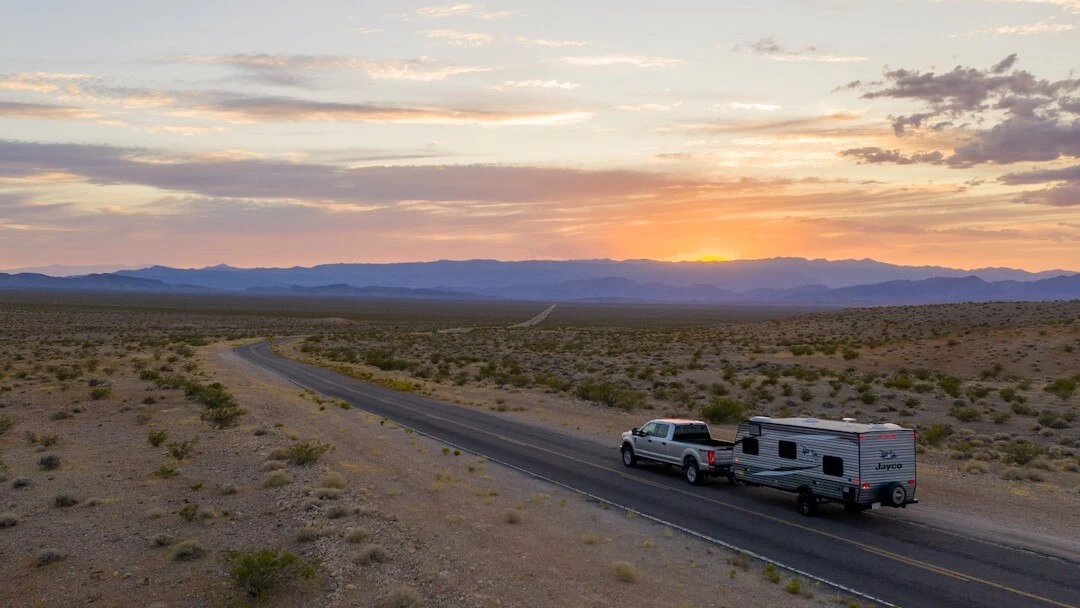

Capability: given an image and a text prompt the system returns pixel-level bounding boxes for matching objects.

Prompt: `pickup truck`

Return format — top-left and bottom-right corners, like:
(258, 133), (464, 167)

(620, 418), (735, 485)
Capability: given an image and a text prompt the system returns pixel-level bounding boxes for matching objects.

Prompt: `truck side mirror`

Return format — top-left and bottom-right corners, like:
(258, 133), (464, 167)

(631, 428), (639, 436)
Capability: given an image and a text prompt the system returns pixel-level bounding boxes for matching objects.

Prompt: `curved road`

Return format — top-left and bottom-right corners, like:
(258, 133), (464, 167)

(237, 341), (1079, 608)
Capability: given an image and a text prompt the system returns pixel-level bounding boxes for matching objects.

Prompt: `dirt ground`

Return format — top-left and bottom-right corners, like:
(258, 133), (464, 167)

(1, 294), (1077, 608)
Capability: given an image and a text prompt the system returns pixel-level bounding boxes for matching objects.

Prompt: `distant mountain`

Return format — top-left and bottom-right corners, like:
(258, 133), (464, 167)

(0, 263), (146, 276)
(0, 272), (210, 292)
(245, 284), (493, 300)
(117, 258), (1076, 292)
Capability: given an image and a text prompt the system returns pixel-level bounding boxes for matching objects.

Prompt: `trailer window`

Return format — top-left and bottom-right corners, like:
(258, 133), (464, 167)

(778, 440), (796, 460)
(749, 422), (762, 437)
(742, 437), (759, 455)
(823, 456), (843, 477)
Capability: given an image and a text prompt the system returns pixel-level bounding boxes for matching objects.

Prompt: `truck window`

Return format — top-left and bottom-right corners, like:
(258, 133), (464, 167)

(742, 437), (759, 455)
(823, 456), (843, 477)
(639, 422), (657, 437)
(652, 423), (670, 438)
(778, 440), (796, 459)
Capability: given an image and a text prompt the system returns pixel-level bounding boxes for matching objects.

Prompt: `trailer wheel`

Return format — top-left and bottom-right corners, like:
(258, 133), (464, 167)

(684, 459), (703, 486)
(621, 445), (638, 468)
(882, 482), (906, 508)
(796, 491), (818, 517)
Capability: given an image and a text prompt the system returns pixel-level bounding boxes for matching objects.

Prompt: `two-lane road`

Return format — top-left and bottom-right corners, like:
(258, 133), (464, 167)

(236, 341), (1079, 608)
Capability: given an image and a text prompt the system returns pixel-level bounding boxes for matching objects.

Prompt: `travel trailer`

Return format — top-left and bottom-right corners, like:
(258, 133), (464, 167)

(732, 416), (918, 516)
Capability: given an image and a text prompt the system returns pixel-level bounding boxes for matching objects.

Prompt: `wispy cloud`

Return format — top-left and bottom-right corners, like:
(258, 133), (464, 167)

(176, 96), (591, 126)
(169, 54), (495, 85)
(491, 80), (581, 91)
(734, 37), (869, 62)
(515, 36), (591, 48)
(409, 4), (516, 20)
(0, 101), (103, 121)
(0, 72), (91, 94)
(719, 102), (783, 111)
(958, 20), (1075, 38)
(423, 29), (495, 47)
(561, 55), (683, 68)
(616, 102), (681, 111)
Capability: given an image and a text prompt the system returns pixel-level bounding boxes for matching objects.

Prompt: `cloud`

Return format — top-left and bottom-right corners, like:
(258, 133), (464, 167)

(965, 0), (1080, 13)
(423, 29), (494, 47)
(410, 4), (516, 20)
(491, 80), (580, 91)
(720, 102), (783, 111)
(841, 55), (1080, 172)
(515, 36), (591, 48)
(0, 72), (91, 94)
(169, 54), (495, 85)
(960, 20), (1075, 38)
(839, 147), (945, 165)
(0, 101), (102, 121)
(1000, 164), (1080, 184)
(176, 96), (591, 126)
(673, 111), (863, 134)
(0, 140), (678, 205)
(1014, 182), (1080, 206)
(734, 37), (869, 62)
(561, 55), (683, 69)
(616, 103), (681, 112)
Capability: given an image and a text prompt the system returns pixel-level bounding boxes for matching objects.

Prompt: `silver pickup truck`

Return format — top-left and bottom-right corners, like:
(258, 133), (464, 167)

(620, 418), (735, 485)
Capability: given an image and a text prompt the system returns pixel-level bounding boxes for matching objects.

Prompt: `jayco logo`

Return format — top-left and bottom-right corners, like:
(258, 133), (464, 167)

(875, 462), (903, 471)
(880, 450), (897, 460)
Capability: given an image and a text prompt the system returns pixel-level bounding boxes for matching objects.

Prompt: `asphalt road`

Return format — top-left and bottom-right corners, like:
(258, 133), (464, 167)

(236, 341), (1079, 608)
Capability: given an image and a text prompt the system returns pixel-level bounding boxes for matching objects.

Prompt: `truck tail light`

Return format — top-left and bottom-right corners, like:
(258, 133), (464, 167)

(707, 450), (715, 466)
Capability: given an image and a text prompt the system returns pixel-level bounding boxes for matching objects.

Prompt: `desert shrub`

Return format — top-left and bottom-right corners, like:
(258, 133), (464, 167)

(215, 483), (238, 495)
(49, 410), (73, 421)
(1045, 377), (1077, 401)
(344, 527), (373, 543)
(0, 416), (13, 436)
(574, 378), (646, 411)
(318, 471), (346, 489)
(382, 585), (422, 608)
(919, 423), (953, 446)
(170, 540), (205, 561)
(504, 510), (522, 524)
(89, 386), (111, 400)
(937, 375), (963, 398)
(0, 512), (19, 528)
(1011, 402), (1035, 416)
(152, 533), (176, 547)
(153, 463), (180, 478)
(991, 412), (1012, 424)
(959, 460), (989, 474)
(178, 503), (200, 521)
(354, 544), (389, 565)
(841, 348), (859, 361)
(948, 406), (982, 422)
(225, 547), (319, 598)
(763, 562), (781, 584)
(261, 470), (293, 488)
(283, 440), (332, 465)
(147, 429), (168, 447)
(580, 532), (599, 545)
(1000, 441), (1043, 466)
(1038, 411), (1070, 429)
(326, 504), (348, 519)
(39, 454), (61, 471)
(295, 526), (324, 542)
(34, 548), (67, 567)
(784, 578), (802, 595)
(200, 405), (247, 429)
(36, 433), (59, 448)
(166, 438), (198, 462)
(613, 561), (638, 583)
(54, 494), (79, 508)
(700, 397), (746, 424)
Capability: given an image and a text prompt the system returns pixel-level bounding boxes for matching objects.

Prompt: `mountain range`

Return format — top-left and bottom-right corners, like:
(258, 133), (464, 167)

(0, 258), (1077, 306)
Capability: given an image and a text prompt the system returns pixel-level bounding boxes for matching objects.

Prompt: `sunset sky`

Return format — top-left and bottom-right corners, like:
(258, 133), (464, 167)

(1, 0), (1078, 272)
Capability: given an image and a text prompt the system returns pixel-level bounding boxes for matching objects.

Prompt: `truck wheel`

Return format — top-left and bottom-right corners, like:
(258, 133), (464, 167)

(796, 491), (818, 517)
(621, 446), (638, 468)
(684, 460), (703, 486)
(882, 482), (906, 507)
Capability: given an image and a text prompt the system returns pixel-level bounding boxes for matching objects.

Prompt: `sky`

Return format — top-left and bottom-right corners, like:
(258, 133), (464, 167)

(1, 0), (1078, 272)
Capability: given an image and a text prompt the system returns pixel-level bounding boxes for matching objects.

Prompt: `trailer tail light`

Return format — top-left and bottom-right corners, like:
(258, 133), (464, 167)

(707, 450), (715, 466)
(908, 479), (916, 485)
(861, 482), (871, 490)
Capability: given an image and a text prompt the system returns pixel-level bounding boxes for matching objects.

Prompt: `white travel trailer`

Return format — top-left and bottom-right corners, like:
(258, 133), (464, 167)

(733, 416), (918, 516)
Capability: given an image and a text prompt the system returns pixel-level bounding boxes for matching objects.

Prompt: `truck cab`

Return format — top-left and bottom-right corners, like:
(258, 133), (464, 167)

(620, 418), (734, 485)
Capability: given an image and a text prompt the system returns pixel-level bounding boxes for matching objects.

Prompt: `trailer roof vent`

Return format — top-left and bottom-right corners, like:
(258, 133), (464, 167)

(749, 416), (771, 422)
(869, 423), (903, 430)
(842, 417), (857, 425)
